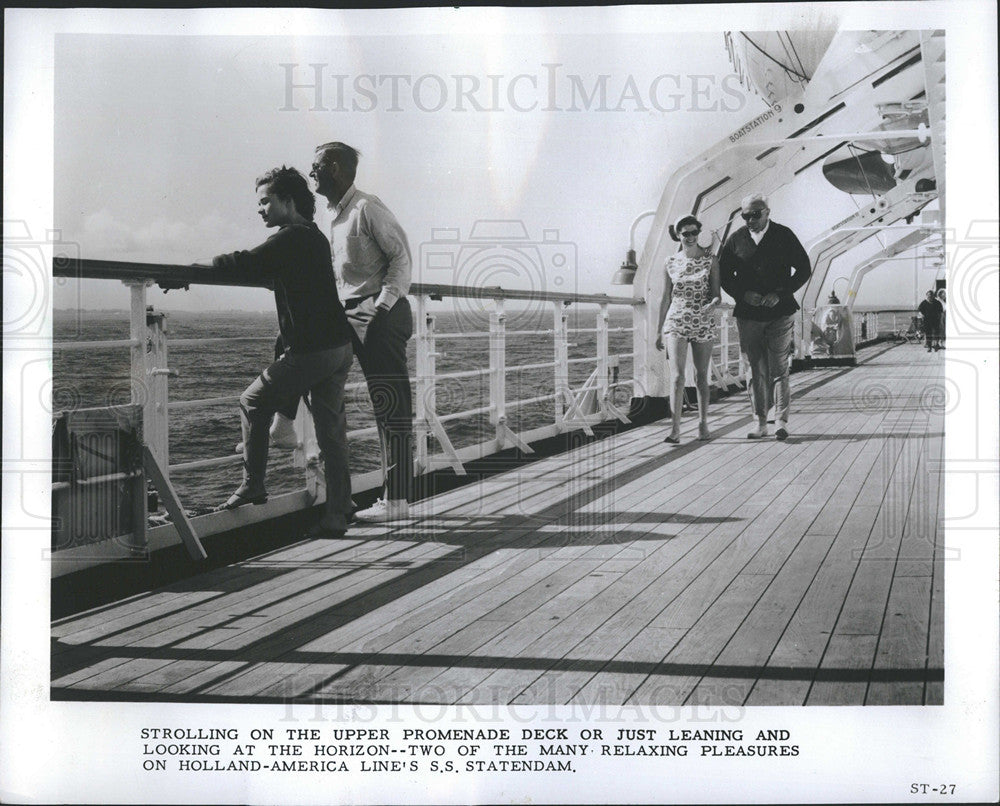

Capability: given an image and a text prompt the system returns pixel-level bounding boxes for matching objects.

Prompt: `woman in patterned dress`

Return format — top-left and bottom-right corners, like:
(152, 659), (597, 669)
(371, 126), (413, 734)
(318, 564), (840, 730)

(655, 215), (721, 443)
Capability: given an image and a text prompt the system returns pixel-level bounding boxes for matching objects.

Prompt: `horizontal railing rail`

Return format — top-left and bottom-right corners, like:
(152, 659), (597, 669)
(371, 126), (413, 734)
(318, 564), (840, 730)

(50, 257), (645, 572)
(52, 257), (902, 573)
(55, 258), (638, 307)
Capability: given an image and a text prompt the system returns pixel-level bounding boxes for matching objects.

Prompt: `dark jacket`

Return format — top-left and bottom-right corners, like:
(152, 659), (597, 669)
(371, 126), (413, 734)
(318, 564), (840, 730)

(918, 297), (943, 326)
(213, 223), (352, 353)
(719, 221), (812, 321)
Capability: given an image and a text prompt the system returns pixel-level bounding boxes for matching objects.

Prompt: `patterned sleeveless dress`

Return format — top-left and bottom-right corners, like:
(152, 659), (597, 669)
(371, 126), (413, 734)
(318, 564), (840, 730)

(663, 253), (718, 343)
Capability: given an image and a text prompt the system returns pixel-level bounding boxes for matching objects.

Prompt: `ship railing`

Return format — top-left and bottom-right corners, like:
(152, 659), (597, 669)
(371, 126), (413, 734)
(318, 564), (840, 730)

(49, 258), (768, 570)
(845, 308), (928, 346)
(49, 260), (641, 569)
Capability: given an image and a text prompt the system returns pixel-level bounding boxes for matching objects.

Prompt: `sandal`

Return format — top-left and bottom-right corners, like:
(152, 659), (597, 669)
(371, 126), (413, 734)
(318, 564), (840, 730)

(216, 489), (268, 511)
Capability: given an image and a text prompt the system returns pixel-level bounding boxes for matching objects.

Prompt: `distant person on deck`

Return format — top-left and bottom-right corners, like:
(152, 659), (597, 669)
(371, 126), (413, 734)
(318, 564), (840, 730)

(207, 166), (354, 538)
(719, 193), (812, 440)
(918, 290), (944, 352)
(936, 287), (947, 346)
(310, 141), (414, 523)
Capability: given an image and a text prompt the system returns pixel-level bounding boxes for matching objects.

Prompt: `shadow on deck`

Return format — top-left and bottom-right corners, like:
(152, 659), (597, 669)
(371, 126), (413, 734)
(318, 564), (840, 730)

(51, 342), (945, 706)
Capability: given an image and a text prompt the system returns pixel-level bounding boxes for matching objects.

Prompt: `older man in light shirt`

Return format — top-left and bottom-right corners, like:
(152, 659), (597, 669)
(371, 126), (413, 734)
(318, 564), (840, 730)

(311, 142), (414, 522)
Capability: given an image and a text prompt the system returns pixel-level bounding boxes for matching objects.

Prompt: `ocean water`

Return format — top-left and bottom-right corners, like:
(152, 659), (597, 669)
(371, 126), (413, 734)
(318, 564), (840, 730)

(52, 306), (636, 514)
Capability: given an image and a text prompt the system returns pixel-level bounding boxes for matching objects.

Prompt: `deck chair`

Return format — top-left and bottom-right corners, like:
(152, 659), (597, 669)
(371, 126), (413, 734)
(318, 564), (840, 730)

(898, 315), (923, 344)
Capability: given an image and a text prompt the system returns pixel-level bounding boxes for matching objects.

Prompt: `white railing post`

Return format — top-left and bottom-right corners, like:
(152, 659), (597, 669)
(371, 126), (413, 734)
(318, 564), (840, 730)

(489, 298), (507, 445)
(123, 280), (155, 448)
(596, 304), (610, 406)
(720, 310), (731, 375)
(630, 293), (653, 400)
(413, 296), (466, 474)
(414, 295), (432, 473)
(553, 301), (569, 429)
(144, 309), (171, 471)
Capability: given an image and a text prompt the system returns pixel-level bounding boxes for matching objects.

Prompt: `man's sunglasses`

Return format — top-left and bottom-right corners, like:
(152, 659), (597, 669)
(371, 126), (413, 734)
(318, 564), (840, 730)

(741, 210), (766, 221)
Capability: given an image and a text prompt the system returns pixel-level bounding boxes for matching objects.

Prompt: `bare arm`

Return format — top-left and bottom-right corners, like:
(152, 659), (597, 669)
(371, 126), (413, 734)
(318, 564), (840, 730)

(655, 268), (673, 350)
(702, 254), (721, 311)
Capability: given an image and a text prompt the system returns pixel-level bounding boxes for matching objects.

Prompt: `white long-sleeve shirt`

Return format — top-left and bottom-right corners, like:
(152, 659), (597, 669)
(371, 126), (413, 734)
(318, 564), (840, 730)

(322, 184), (411, 310)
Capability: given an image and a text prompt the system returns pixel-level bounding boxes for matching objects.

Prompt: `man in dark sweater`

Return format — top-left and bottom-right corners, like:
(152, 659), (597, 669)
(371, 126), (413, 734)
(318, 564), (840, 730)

(917, 290), (944, 351)
(719, 194), (812, 440)
(209, 166), (355, 536)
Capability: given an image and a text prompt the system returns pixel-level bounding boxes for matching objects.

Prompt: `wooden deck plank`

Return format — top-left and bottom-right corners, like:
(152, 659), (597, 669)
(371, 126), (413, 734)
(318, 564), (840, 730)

(866, 575), (934, 705)
(434, 466), (763, 702)
(685, 516), (841, 705)
(747, 351), (941, 705)
(54, 537), (369, 648)
(476, 420), (844, 701)
(51, 345), (943, 706)
(315, 560), (611, 701)
(438, 471), (771, 703)
(744, 499), (892, 706)
(106, 539), (455, 695)
(524, 398), (876, 708)
(239, 528), (618, 698)
(185, 546), (468, 697)
(52, 536), (431, 686)
(382, 569), (628, 703)
(51, 536), (336, 642)
(301, 417), (772, 700)
(571, 627), (690, 704)
(638, 405), (882, 704)
(51, 546), (370, 682)
(925, 434), (946, 706)
(632, 575), (775, 706)
(197, 505), (636, 698)
(805, 634), (879, 705)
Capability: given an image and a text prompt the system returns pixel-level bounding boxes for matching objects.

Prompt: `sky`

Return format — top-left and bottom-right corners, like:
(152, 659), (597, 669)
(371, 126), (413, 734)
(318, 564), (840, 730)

(50, 16), (941, 313)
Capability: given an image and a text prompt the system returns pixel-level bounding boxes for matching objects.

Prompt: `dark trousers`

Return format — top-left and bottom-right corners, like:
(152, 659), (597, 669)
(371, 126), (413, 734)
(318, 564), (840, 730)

(923, 320), (941, 348)
(348, 297), (414, 503)
(240, 345), (353, 529)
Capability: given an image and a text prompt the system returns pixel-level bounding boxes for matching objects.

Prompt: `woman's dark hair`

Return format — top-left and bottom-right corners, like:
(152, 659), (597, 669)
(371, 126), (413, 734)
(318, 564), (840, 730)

(669, 214), (702, 242)
(255, 166), (316, 221)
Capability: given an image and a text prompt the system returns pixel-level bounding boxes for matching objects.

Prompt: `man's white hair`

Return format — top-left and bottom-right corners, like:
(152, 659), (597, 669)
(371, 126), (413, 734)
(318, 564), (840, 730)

(741, 193), (769, 209)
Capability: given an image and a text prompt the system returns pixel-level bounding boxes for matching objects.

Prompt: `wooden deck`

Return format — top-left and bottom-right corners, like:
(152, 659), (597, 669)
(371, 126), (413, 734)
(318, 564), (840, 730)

(51, 342), (945, 705)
